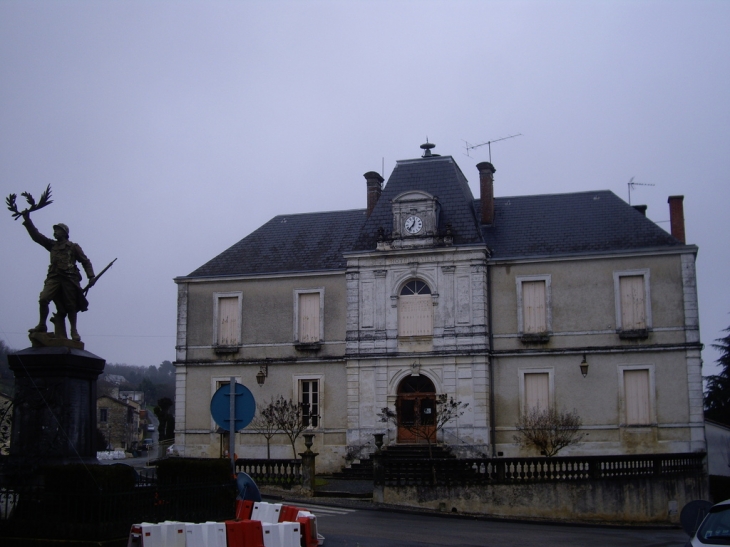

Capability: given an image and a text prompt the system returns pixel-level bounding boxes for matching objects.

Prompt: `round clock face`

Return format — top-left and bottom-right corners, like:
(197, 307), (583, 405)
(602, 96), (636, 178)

(404, 215), (423, 234)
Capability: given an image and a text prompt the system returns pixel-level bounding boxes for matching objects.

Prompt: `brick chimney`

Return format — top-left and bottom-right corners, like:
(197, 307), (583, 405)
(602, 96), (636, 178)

(364, 171), (384, 218)
(476, 162), (496, 224)
(667, 195), (686, 243)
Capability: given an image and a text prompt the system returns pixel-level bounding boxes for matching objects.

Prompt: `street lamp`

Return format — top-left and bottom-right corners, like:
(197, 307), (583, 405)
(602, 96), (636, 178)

(580, 354), (589, 378)
(256, 363), (268, 386)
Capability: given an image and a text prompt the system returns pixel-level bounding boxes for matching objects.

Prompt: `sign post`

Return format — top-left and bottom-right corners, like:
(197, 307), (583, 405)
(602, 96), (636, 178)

(210, 379), (256, 473)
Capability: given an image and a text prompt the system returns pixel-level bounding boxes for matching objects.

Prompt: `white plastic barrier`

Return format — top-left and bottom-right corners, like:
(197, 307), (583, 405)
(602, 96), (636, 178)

(128, 522), (163, 547)
(262, 522), (300, 547)
(251, 501), (282, 523)
(184, 522), (226, 547)
(161, 521), (186, 547)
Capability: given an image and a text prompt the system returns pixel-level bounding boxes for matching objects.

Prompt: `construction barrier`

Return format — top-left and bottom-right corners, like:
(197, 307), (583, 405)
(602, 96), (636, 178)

(127, 502), (324, 546)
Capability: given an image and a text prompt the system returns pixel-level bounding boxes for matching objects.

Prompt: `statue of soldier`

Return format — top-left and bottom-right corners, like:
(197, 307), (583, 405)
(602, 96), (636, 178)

(21, 211), (96, 342)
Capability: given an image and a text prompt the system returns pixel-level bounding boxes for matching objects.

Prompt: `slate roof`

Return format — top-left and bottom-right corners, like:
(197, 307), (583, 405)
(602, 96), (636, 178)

(480, 191), (683, 260)
(186, 209), (367, 278)
(352, 155), (482, 250)
(184, 152), (686, 279)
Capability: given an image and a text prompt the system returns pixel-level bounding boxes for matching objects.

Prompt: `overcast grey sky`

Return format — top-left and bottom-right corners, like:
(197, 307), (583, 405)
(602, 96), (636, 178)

(1, 1), (728, 375)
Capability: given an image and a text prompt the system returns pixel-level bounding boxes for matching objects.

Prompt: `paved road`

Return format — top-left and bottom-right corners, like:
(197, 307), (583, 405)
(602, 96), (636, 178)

(294, 502), (689, 547)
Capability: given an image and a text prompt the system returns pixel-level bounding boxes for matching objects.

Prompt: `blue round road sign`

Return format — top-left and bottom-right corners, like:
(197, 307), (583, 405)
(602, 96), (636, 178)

(210, 382), (256, 432)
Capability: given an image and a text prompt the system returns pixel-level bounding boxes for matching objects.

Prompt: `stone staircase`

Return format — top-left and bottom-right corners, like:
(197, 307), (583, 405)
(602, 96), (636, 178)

(331, 443), (456, 480)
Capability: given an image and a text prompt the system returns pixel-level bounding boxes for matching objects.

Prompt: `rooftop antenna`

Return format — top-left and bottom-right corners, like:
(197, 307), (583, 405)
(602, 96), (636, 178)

(627, 177), (655, 205)
(464, 133), (522, 162)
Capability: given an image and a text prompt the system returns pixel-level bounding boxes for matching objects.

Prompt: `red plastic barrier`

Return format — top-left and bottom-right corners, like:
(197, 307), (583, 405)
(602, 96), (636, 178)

(225, 519), (264, 547)
(297, 516), (319, 547)
(278, 505), (301, 522)
(235, 499), (254, 520)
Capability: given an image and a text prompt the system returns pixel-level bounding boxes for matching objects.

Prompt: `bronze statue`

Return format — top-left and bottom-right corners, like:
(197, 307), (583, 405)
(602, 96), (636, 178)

(6, 185), (112, 344)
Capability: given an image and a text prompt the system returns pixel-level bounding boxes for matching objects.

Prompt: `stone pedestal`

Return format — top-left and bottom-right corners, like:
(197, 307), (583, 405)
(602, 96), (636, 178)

(8, 346), (105, 465)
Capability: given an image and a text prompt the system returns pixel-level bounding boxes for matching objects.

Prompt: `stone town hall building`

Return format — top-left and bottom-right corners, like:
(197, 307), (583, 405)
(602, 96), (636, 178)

(173, 143), (703, 473)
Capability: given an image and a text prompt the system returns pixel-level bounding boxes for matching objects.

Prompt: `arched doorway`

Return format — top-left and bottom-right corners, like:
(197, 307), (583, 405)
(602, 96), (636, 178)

(396, 375), (436, 443)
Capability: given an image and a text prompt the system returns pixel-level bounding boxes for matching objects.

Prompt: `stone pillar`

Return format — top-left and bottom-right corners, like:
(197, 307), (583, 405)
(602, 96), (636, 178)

(372, 433), (385, 503)
(299, 433), (318, 492)
(9, 346), (105, 465)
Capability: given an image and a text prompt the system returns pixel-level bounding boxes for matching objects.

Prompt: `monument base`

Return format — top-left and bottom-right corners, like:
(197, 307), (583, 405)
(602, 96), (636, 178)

(8, 346), (105, 465)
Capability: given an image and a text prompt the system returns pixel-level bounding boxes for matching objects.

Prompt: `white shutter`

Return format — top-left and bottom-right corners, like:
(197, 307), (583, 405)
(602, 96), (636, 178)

(298, 293), (320, 343)
(217, 297), (239, 346)
(624, 369), (651, 425)
(620, 275), (646, 330)
(398, 295), (433, 337)
(524, 373), (549, 413)
(523, 281), (547, 334)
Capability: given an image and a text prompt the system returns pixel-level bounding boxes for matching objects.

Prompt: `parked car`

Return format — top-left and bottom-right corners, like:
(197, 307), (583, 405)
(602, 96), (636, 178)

(166, 444), (179, 456)
(141, 439), (153, 451)
(683, 499), (730, 546)
(146, 424), (155, 432)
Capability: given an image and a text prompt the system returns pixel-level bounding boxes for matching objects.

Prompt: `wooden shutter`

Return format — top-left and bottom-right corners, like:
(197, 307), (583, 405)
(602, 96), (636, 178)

(298, 293), (320, 343)
(398, 295), (433, 337)
(620, 275), (646, 330)
(524, 372), (549, 413)
(523, 281), (547, 333)
(624, 369), (651, 425)
(217, 297), (239, 346)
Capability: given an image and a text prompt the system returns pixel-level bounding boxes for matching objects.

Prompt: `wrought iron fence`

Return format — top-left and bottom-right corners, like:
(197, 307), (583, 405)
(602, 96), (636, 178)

(380, 452), (705, 486)
(235, 458), (302, 488)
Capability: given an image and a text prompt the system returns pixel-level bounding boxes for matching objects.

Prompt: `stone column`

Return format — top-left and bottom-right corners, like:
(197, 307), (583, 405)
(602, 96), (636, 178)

(299, 433), (318, 492)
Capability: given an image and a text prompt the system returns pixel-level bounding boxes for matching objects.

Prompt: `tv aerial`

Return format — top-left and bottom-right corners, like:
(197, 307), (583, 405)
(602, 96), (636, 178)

(627, 177), (655, 205)
(463, 133), (522, 162)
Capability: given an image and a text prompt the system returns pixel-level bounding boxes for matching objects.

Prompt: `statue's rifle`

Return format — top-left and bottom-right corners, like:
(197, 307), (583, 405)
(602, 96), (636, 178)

(6, 184), (53, 220)
(84, 258), (117, 296)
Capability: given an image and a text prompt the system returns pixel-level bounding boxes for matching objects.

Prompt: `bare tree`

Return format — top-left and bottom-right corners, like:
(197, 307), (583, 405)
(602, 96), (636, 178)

(270, 396), (308, 459)
(378, 394), (468, 459)
(0, 397), (12, 455)
(514, 407), (584, 457)
(248, 398), (280, 459)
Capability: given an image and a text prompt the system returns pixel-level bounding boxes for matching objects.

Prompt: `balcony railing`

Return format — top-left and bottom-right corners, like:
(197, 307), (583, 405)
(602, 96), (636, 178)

(235, 458), (302, 488)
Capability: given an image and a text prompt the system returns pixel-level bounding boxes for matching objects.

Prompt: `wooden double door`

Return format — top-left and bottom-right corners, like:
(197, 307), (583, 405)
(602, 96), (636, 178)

(396, 375), (436, 443)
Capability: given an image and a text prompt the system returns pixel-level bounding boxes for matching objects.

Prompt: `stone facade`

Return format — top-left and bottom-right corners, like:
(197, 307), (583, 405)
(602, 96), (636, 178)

(173, 144), (704, 473)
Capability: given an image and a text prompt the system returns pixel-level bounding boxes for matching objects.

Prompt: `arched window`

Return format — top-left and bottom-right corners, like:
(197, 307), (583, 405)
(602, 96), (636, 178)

(398, 279), (433, 337)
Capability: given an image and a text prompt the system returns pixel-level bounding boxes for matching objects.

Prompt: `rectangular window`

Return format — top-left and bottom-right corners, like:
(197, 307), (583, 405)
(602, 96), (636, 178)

(300, 380), (319, 428)
(624, 369), (651, 425)
(523, 372), (550, 413)
(516, 275), (551, 340)
(619, 275), (646, 330)
(99, 408), (108, 423)
(614, 270), (651, 337)
(298, 292), (320, 343)
(523, 280), (547, 334)
(398, 295), (433, 337)
(217, 296), (239, 345)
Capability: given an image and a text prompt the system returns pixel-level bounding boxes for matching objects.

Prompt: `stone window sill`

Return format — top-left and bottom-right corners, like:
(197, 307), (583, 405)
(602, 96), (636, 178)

(520, 333), (550, 344)
(214, 345), (240, 354)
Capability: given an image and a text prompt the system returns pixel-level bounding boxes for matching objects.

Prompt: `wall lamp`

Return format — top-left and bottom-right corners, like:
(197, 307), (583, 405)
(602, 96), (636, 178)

(256, 363), (268, 386)
(580, 354), (589, 378)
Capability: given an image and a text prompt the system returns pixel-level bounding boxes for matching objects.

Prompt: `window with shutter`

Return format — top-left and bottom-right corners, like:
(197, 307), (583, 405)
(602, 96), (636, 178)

(620, 275), (646, 330)
(523, 280), (547, 334)
(524, 372), (550, 413)
(398, 280), (433, 337)
(298, 292), (320, 343)
(217, 296), (240, 346)
(614, 270), (651, 339)
(624, 369), (651, 425)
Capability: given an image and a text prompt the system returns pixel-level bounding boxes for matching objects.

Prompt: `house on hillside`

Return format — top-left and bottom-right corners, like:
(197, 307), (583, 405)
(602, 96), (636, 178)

(173, 143), (703, 473)
(97, 395), (141, 451)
